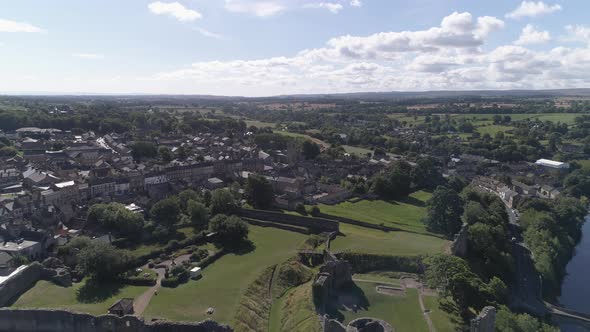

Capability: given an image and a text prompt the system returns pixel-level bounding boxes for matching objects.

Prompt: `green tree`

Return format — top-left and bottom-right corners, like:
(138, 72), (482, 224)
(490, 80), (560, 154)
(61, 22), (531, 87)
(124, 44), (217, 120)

(423, 186), (464, 238)
(150, 196), (181, 229)
(302, 140), (320, 160)
(209, 215), (249, 245)
(245, 175), (274, 209)
(77, 242), (131, 281)
(178, 189), (200, 212)
(159, 146), (173, 163)
(87, 203), (144, 237)
(210, 189), (237, 215)
(188, 200), (209, 227)
(130, 141), (158, 161)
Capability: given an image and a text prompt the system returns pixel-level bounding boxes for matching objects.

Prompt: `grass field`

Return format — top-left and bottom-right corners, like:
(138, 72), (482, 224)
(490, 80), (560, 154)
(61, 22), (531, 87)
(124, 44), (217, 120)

(423, 295), (461, 332)
(319, 191), (432, 234)
(143, 225), (307, 323)
(269, 281), (321, 332)
(245, 120), (277, 128)
(11, 279), (149, 315)
(333, 281), (430, 332)
(343, 145), (374, 157)
(474, 124), (514, 136)
(331, 223), (448, 256)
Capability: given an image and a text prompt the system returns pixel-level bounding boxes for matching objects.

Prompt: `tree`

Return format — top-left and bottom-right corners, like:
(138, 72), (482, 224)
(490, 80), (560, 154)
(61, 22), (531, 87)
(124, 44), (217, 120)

(87, 203), (144, 238)
(159, 146), (173, 163)
(150, 196), (181, 229)
(245, 175), (274, 209)
(210, 189), (237, 215)
(77, 242), (131, 281)
(371, 161), (412, 199)
(130, 141), (158, 161)
(310, 205), (321, 216)
(302, 140), (321, 160)
(209, 215), (249, 245)
(188, 200), (209, 227)
(411, 157), (443, 190)
(178, 189), (200, 212)
(423, 186), (464, 238)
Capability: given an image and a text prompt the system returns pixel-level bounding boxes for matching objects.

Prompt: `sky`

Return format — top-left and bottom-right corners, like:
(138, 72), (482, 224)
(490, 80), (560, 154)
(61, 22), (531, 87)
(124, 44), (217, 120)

(1, 0), (590, 96)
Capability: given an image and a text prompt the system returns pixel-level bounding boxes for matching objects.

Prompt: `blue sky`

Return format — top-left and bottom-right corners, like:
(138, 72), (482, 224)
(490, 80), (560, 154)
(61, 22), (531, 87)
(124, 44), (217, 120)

(1, 0), (589, 96)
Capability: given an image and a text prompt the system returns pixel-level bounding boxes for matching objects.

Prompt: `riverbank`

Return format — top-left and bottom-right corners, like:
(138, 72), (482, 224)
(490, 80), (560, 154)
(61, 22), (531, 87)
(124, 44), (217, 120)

(559, 215), (590, 332)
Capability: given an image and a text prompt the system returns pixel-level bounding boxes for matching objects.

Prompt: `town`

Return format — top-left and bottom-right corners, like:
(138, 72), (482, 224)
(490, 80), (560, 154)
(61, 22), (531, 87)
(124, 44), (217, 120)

(0, 94), (588, 332)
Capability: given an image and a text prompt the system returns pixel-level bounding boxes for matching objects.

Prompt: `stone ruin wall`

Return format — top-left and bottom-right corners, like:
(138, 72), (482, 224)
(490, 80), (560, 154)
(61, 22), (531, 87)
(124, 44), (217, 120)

(0, 308), (233, 332)
(470, 306), (496, 332)
(450, 223), (469, 257)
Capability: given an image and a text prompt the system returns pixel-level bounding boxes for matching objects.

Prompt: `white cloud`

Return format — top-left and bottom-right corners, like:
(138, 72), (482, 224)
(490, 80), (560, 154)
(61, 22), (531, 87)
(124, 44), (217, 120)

(148, 1), (202, 22)
(72, 53), (104, 60)
(564, 25), (590, 45)
(350, 0), (362, 7)
(304, 2), (344, 14)
(224, 0), (286, 17)
(506, 1), (561, 19)
(514, 24), (551, 45)
(0, 19), (45, 33)
(194, 27), (223, 39)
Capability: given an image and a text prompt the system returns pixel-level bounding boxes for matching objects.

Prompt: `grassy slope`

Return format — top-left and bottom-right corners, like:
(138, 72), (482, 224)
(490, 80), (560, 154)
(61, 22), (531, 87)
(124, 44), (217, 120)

(338, 282), (429, 332)
(269, 281), (320, 332)
(11, 280), (148, 315)
(423, 295), (461, 332)
(331, 223), (448, 256)
(319, 191), (433, 235)
(143, 225), (307, 323)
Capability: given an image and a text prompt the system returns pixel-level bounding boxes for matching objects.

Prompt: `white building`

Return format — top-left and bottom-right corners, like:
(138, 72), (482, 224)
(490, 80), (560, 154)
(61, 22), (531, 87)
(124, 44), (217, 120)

(535, 159), (569, 169)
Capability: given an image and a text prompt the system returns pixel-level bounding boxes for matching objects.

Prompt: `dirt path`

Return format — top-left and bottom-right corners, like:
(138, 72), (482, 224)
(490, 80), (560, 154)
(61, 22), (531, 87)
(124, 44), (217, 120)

(417, 286), (437, 332)
(133, 254), (193, 316)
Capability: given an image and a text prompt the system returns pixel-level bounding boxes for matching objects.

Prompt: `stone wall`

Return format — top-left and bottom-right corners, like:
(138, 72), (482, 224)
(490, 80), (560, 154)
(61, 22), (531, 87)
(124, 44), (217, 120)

(317, 213), (402, 232)
(0, 263), (44, 307)
(242, 218), (310, 234)
(470, 306), (496, 332)
(0, 308), (233, 332)
(450, 223), (468, 257)
(236, 208), (339, 233)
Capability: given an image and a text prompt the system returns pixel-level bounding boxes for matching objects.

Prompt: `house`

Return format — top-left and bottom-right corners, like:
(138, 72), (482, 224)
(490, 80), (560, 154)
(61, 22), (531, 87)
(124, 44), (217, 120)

(107, 298), (134, 316)
(0, 239), (43, 260)
(539, 185), (561, 199)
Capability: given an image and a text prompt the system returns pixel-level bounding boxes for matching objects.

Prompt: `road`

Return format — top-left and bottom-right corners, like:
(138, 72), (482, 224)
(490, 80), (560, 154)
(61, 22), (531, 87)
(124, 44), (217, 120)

(506, 206), (547, 316)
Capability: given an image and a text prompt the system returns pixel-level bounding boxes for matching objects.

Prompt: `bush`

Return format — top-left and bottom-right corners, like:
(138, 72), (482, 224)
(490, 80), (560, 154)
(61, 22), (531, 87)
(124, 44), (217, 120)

(295, 203), (306, 215)
(310, 206), (321, 216)
(190, 248), (209, 262)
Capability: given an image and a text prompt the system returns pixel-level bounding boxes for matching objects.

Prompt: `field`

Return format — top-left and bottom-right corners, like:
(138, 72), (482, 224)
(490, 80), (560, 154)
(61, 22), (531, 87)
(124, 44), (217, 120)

(319, 191), (432, 234)
(422, 296), (461, 332)
(332, 281), (429, 332)
(11, 279), (149, 315)
(342, 145), (373, 157)
(143, 225), (307, 323)
(331, 223), (448, 256)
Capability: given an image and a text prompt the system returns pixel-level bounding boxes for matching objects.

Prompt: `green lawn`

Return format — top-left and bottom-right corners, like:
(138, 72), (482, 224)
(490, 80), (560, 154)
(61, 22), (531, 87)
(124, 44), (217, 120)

(331, 224), (448, 256)
(11, 279), (149, 315)
(143, 225), (307, 323)
(319, 191), (432, 234)
(334, 281), (429, 332)
(269, 281), (321, 332)
(245, 120), (277, 128)
(475, 124), (513, 136)
(343, 145), (373, 157)
(423, 295), (461, 332)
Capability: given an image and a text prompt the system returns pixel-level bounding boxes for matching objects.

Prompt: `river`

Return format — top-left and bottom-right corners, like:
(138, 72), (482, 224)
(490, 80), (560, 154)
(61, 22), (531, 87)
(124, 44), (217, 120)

(559, 215), (590, 332)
